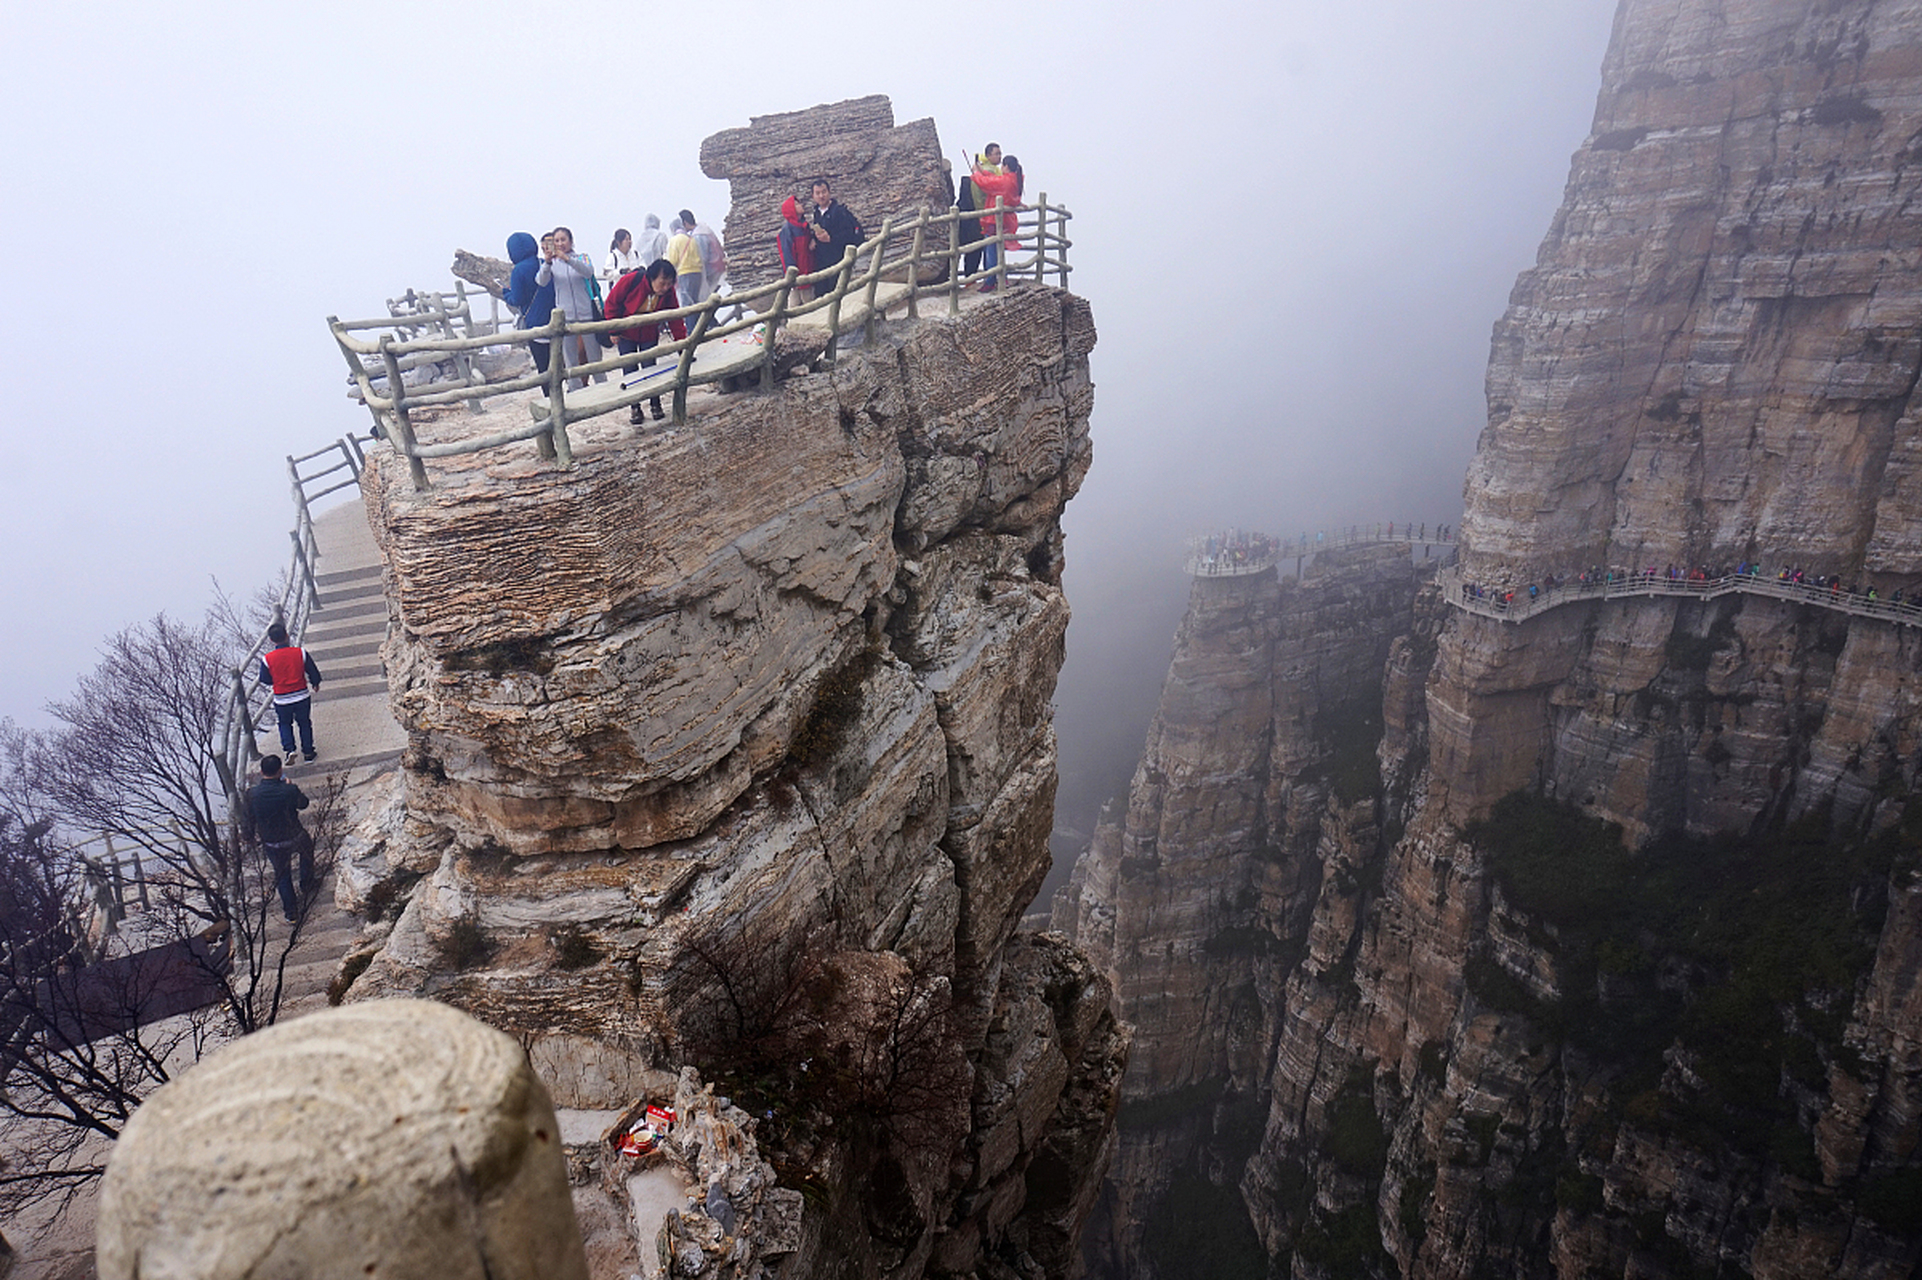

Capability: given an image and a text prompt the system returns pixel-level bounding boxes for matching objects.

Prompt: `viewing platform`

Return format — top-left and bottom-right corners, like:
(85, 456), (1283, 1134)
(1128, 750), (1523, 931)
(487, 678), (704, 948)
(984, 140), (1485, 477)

(329, 199), (1072, 491)
(1187, 524), (1457, 578)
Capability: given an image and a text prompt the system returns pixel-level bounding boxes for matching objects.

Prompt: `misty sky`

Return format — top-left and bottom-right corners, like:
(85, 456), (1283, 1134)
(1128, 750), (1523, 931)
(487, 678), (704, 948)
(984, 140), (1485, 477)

(0, 0), (1619, 831)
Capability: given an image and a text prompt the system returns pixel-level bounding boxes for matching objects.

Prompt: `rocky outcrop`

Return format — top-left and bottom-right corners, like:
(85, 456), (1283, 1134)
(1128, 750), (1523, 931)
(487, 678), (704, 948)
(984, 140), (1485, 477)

(1052, 544), (1429, 1277)
(700, 95), (951, 291)
(1061, 0), (1922, 1275)
(336, 268), (1121, 1278)
(1443, 0), (1922, 833)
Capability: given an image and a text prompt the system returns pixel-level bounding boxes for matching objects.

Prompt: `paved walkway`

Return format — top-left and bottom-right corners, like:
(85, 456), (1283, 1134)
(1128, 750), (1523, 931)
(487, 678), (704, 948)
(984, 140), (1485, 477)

(1437, 564), (1922, 628)
(2, 500), (403, 1276)
(269, 497), (403, 1017)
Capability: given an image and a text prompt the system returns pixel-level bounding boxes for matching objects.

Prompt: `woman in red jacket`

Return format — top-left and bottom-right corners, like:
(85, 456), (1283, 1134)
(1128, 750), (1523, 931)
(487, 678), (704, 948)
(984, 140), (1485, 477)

(776, 193), (816, 299)
(972, 154), (1023, 289)
(605, 260), (689, 423)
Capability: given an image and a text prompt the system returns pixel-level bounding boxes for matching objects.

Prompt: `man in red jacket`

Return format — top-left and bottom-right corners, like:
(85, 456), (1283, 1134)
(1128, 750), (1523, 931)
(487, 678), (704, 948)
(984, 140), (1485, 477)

(256, 622), (323, 762)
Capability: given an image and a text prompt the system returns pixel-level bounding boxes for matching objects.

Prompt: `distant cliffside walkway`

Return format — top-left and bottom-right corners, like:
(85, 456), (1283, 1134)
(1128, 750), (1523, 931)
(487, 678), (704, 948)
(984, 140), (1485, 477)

(1187, 525), (1456, 577)
(1437, 565), (1922, 628)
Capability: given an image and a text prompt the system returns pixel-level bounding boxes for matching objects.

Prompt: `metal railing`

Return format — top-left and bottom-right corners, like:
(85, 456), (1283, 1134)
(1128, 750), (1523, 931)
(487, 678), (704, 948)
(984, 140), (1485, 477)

(1185, 525), (1458, 577)
(210, 433), (372, 812)
(1440, 565), (1922, 627)
(328, 197), (1074, 490)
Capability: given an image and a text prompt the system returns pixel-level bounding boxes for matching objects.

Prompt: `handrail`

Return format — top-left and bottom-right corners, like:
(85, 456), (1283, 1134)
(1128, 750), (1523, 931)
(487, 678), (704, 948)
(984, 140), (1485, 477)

(73, 434), (372, 941)
(328, 196), (1074, 490)
(1438, 565), (1922, 628)
(1185, 524), (1458, 576)
(212, 434), (373, 810)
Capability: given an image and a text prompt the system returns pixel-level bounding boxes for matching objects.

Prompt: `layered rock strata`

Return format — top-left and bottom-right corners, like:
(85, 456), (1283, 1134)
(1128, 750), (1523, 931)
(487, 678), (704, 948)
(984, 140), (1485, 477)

(700, 95), (951, 292)
(1062, 0), (1922, 1275)
(1053, 544), (1428, 1276)
(1446, 0), (1922, 834)
(338, 277), (1124, 1278)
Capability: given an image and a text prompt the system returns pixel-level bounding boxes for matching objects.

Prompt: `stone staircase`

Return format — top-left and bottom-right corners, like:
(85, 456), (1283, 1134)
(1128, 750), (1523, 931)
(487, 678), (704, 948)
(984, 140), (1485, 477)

(262, 501), (407, 1017)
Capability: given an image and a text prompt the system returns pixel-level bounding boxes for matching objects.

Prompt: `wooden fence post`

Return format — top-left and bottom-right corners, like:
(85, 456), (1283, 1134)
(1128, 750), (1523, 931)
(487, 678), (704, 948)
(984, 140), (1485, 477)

(289, 529), (319, 612)
(442, 286), (485, 415)
(864, 216), (895, 346)
(995, 198), (1009, 291)
(907, 208), (927, 319)
(824, 246), (855, 365)
(674, 303), (713, 425)
(377, 338), (431, 490)
(762, 269), (796, 391)
(1035, 195), (1048, 284)
(948, 207), (962, 316)
(1057, 205), (1071, 288)
(547, 308), (572, 467)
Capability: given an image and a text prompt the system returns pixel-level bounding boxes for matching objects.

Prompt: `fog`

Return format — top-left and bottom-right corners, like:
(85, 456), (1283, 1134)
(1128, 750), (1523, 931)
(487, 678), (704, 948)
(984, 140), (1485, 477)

(0, 0), (1618, 839)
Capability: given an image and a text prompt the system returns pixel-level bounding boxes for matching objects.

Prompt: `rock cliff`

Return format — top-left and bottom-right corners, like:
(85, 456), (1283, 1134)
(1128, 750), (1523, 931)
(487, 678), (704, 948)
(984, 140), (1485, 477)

(332, 103), (1124, 1280)
(701, 96), (951, 292)
(1058, 1), (1922, 1276)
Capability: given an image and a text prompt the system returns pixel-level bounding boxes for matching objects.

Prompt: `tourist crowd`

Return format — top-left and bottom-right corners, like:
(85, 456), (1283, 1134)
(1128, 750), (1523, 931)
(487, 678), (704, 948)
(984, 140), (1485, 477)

(1456, 561), (1919, 615)
(494, 144), (1031, 424)
(1190, 524), (1457, 575)
(1193, 531), (1280, 574)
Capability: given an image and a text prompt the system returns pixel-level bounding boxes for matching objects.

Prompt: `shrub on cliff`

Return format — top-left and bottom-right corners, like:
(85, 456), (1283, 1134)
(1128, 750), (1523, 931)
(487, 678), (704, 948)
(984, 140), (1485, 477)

(1465, 788), (1906, 1178)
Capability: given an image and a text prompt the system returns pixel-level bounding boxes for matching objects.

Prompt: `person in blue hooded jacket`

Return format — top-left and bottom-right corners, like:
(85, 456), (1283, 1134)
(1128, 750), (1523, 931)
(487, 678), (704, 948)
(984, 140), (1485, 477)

(501, 231), (555, 376)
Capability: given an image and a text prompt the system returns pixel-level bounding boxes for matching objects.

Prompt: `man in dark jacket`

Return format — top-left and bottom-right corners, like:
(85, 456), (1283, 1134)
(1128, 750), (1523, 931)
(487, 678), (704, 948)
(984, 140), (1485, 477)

(243, 755), (312, 923)
(809, 179), (863, 285)
(958, 144), (999, 277)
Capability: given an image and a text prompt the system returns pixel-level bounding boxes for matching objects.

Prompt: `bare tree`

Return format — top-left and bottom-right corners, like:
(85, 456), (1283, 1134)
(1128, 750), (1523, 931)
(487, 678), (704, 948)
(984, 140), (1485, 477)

(0, 804), (212, 1216)
(670, 924), (970, 1148)
(0, 606), (346, 1213)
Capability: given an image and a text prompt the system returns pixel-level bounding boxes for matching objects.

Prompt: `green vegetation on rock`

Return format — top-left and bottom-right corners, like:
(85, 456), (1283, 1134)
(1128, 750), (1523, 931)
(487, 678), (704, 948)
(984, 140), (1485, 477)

(1463, 789), (1912, 1174)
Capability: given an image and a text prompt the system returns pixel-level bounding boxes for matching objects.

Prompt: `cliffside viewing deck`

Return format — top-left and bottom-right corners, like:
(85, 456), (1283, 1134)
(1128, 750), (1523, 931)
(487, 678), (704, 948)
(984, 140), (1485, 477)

(330, 201), (1069, 491)
(70, 98), (1124, 1280)
(1440, 564), (1922, 627)
(1187, 524), (1456, 577)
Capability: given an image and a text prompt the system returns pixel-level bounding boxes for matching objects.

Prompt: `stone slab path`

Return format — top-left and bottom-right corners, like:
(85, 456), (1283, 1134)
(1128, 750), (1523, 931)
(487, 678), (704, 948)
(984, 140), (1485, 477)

(269, 497), (403, 1017)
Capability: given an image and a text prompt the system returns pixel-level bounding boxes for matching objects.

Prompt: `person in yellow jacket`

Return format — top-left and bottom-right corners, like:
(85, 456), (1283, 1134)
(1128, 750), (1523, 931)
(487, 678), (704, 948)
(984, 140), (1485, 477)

(665, 214), (710, 311)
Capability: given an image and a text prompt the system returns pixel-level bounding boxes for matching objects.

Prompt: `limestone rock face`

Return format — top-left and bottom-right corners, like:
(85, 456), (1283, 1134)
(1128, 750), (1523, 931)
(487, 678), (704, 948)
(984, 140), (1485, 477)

(340, 281), (1119, 1278)
(1059, 0), (1922, 1275)
(1051, 545), (1428, 1277)
(1442, 0), (1922, 830)
(700, 95), (951, 292)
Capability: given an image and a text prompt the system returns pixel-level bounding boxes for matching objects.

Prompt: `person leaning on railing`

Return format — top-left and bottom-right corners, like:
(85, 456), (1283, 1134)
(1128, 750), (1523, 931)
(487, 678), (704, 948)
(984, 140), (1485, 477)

(605, 259), (688, 425)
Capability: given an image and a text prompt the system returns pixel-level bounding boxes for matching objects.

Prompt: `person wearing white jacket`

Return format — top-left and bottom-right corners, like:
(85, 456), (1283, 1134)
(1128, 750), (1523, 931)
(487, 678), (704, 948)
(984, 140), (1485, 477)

(536, 226), (607, 388)
(602, 228), (643, 282)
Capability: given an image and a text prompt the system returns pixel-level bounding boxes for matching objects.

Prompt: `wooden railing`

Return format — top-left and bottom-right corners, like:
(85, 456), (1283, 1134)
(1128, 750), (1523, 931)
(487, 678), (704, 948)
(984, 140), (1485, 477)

(328, 197), (1074, 490)
(1439, 565), (1922, 628)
